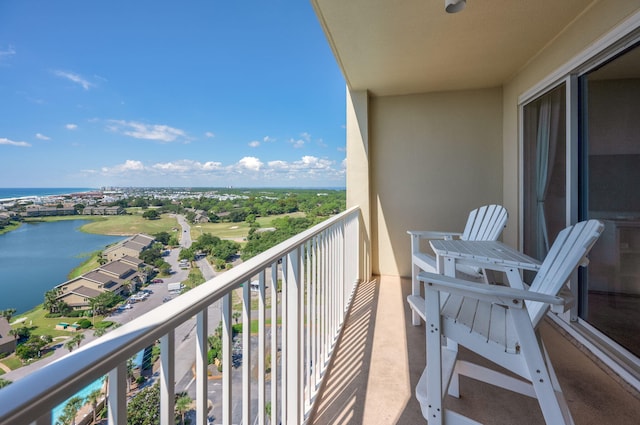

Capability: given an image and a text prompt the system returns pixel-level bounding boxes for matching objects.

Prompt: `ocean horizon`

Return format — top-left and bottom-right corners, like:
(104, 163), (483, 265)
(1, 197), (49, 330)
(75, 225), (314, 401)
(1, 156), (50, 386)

(0, 187), (96, 201)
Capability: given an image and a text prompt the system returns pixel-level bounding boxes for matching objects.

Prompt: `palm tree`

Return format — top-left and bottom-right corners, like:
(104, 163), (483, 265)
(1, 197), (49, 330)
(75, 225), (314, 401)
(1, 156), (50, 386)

(72, 333), (85, 349)
(64, 339), (75, 353)
(55, 300), (70, 316)
(57, 395), (85, 425)
(44, 289), (59, 313)
(93, 327), (107, 338)
(1, 308), (16, 323)
(175, 394), (192, 424)
(232, 311), (241, 324)
(126, 357), (134, 392)
(85, 388), (103, 424)
(8, 328), (19, 341)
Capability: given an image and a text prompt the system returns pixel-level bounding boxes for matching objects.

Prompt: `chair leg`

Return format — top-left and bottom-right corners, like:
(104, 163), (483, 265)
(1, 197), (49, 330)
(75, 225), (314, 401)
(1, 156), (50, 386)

(511, 309), (574, 425)
(412, 262), (422, 326)
(425, 285), (444, 425)
(410, 234), (422, 326)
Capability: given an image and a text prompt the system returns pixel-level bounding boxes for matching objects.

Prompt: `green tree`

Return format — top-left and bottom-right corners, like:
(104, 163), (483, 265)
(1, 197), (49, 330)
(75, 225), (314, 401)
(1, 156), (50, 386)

(72, 333), (85, 349)
(44, 289), (59, 313)
(142, 209), (160, 220)
(64, 339), (76, 353)
(127, 357), (135, 392)
(175, 393), (192, 424)
(0, 378), (12, 389)
(0, 308), (16, 323)
(55, 300), (71, 316)
(207, 322), (224, 370)
(178, 247), (195, 262)
(56, 395), (85, 425)
(153, 231), (171, 245)
(127, 382), (160, 425)
(86, 387), (103, 425)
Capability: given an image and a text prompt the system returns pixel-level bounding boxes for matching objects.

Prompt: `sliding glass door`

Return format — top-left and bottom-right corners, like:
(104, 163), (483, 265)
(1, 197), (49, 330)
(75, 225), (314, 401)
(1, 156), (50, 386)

(578, 44), (640, 358)
(523, 43), (640, 359)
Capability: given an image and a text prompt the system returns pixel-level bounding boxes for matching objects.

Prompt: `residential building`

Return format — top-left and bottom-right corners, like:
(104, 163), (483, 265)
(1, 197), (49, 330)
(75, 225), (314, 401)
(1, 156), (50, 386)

(3, 2), (640, 424)
(54, 258), (145, 310)
(0, 317), (16, 357)
(102, 233), (154, 262)
(82, 206), (124, 215)
(21, 206), (76, 217)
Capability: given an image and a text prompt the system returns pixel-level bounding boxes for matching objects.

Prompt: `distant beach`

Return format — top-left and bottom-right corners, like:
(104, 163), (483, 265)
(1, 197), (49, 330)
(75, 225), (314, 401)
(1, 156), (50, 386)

(0, 187), (96, 202)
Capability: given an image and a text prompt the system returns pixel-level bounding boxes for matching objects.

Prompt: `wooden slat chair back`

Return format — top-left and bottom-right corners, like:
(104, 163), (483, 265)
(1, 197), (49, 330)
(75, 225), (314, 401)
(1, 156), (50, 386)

(526, 220), (602, 325)
(460, 204), (509, 241)
(408, 205), (508, 326)
(417, 219), (604, 425)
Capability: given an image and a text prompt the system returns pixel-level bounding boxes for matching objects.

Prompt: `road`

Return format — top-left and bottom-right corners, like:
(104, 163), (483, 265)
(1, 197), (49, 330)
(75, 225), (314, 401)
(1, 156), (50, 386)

(4, 214), (271, 424)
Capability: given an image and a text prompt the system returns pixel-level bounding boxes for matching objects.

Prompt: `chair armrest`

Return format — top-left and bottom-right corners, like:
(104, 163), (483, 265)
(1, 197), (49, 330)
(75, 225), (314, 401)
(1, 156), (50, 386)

(407, 230), (463, 240)
(417, 271), (564, 308)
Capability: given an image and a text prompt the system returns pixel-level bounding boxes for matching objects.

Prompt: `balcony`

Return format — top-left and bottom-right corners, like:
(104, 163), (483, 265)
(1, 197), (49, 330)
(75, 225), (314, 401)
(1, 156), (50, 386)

(1, 207), (639, 424)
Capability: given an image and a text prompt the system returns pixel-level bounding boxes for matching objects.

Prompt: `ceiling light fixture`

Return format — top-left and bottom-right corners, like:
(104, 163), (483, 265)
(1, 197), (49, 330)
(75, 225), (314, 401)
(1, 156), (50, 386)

(445, 0), (466, 13)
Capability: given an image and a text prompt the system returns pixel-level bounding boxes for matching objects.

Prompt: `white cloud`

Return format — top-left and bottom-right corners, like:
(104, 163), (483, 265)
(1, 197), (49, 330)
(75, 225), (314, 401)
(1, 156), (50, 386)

(101, 159), (146, 175)
(107, 120), (189, 143)
(0, 46), (16, 60)
(289, 138), (305, 149)
(205, 132), (215, 138)
(288, 132), (313, 149)
(66, 124), (78, 130)
(237, 156), (263, 171)
(267, 160), (288, 169)
(53, 70), (93, 90)
(152, 160), (223, 173)
(263, 136), (275, 143)
(0, 137), (31, 147)
(248, 140), (260, 148)
(92, 155), (345, 186)
(35, 133), (51, 140)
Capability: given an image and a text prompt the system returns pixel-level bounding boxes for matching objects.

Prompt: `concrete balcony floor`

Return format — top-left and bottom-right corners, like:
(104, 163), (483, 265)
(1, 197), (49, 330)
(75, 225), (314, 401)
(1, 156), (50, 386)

(310, 276), (640, 424)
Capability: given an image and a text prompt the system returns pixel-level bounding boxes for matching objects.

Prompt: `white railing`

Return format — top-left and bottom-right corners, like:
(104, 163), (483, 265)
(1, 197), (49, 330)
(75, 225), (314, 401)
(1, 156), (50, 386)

(0, 206), (362, 425)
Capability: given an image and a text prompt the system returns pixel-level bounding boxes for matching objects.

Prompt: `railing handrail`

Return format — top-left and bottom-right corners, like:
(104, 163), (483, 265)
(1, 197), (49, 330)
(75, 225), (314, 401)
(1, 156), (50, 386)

(0, 206), (361, 425)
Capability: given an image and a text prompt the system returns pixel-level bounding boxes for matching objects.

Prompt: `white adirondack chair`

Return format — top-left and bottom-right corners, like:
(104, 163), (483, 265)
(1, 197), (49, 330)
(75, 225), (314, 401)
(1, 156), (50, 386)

(408, 205), (508, 325)
(415, 219), (604, 425)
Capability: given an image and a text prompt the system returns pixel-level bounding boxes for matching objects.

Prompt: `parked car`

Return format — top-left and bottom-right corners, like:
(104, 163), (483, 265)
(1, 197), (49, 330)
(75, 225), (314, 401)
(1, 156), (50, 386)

(152, 278), (164, 283)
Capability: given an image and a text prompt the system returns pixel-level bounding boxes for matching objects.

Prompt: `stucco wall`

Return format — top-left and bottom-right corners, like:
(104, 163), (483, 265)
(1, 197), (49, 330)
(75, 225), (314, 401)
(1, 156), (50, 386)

(367, 88), (503, 277)
(502, 0), (640, 248)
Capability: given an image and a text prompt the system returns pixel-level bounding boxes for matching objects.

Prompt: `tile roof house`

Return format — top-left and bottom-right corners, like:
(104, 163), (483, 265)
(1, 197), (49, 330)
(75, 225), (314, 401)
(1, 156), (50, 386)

(102, 233), (155, 262)
(0, 317), (16, 356)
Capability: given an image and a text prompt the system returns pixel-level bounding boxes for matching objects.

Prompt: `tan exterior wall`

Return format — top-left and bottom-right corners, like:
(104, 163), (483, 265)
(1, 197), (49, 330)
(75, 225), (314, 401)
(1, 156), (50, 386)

(58, 277), (102, 293)
(502, 0), (640, 248)
(359, 88), (503, 277)
(106, 247), (139, 262)
(59, 292), (90, 308)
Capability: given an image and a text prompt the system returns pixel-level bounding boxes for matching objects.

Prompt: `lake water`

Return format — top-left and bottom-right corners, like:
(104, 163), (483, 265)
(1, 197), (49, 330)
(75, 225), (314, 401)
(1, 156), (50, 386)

(0, 220), (125, 314)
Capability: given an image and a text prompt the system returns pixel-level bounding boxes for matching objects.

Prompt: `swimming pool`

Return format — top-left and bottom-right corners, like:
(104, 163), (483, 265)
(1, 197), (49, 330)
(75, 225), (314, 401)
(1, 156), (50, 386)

(50, 348), (147, 424)
(51, 377), (104, 425)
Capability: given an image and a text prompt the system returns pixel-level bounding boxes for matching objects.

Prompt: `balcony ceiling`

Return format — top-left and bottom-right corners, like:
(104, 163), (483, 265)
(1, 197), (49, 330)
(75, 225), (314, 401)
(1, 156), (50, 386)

(312, 0), (594, 96)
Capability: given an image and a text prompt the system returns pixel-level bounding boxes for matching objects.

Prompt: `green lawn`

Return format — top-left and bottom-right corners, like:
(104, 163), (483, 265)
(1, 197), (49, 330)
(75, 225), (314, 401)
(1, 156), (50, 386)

(79, 213), (178, 236)
(68, 250), (103, 279)
(1, 356), (23, 371)
(11, 305), (106, 339)
(0, 221), (22, 235)
(191, 212), (306, 241)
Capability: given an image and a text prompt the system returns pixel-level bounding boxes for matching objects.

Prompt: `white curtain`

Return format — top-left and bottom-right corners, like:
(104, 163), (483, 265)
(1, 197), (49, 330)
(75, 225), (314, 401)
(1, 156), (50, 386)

(534, 90), (562, 259)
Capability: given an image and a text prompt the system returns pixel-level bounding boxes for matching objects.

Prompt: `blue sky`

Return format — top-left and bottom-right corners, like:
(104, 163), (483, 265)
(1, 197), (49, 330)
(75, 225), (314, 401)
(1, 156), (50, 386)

(0, 1), (346, 188)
